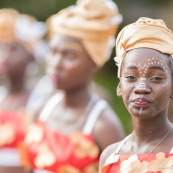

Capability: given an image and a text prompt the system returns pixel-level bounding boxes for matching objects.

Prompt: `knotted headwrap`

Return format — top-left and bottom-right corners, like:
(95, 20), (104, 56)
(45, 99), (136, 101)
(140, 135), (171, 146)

(47, 0), (122, 66)
(115, 17), (173, 77)
(0, 8), (47, 61)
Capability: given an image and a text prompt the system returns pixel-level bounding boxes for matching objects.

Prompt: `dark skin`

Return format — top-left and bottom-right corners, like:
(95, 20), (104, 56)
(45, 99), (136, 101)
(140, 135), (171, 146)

(0, 40), (33, 173)
(99, 48), (173, 172)
(0, 41), (33, 110)
(43, 34), (125, 152)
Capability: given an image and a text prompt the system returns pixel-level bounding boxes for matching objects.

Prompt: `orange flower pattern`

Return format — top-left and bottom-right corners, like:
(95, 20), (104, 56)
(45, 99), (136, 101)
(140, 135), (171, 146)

(101, 152), (173, 173)
(20, 121), (100, 173)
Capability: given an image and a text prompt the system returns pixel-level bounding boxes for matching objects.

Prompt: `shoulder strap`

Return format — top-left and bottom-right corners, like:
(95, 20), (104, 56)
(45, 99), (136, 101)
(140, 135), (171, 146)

(114, 135), (132, 154)
(82, 99), (107, 134)
(169, 147), (173, 154)
(39, 93), (63, 122)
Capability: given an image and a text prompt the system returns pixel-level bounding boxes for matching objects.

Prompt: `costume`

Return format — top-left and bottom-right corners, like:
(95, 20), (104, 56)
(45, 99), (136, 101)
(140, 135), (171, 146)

(0, 110), (26, 166)
(114, 17), (173, 77)
(20, 93), (108, 173)
(100, 135), (173, 173)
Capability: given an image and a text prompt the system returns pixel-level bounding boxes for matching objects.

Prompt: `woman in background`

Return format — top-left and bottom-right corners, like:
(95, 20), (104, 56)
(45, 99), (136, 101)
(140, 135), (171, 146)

(0, 8), (46, 173)
(20, 0), (125, 173)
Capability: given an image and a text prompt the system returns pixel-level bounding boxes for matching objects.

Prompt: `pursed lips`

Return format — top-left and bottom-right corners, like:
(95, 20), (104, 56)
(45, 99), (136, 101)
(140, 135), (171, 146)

(133, 98), (150, 107)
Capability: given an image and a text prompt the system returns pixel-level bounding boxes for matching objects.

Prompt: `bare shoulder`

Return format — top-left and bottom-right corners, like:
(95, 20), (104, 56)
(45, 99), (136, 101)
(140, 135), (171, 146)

(98, 142), (121, 172)
(92, 101), (125, 151)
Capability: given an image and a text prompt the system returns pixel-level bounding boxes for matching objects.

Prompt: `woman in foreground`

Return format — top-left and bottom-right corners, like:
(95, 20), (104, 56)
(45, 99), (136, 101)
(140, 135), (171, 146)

(99, 17), (173, 173)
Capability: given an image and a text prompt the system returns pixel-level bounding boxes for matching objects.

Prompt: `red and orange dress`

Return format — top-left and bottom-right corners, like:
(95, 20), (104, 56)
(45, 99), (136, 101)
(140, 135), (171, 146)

(20, 93), (108, 173)
(100, 135), (173, 173)
(0, 109), (26, 166)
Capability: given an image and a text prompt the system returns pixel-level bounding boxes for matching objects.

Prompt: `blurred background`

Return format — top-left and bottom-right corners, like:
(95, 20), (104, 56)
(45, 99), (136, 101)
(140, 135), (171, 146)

(1, 0), (173, 134)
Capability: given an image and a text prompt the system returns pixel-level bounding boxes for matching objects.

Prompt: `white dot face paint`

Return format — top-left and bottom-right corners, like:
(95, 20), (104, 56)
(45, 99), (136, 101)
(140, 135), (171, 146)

(119, 48), (172, 118)
(122, 57), (170, 87)
(139, 107), (143, 116)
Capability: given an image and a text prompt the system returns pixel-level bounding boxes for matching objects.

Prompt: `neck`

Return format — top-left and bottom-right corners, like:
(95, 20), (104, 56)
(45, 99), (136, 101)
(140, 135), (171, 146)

(63, 83), (93, 107)
(6, 75), (26, 94)
(132, 111), (172, 144)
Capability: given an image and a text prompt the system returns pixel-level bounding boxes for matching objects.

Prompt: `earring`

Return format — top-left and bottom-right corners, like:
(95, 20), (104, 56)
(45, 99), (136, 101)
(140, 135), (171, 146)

(116, 88), (122, 97)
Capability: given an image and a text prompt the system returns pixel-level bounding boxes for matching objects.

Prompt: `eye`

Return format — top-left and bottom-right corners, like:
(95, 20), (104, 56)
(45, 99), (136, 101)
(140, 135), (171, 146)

(150, 76), (164, 81)
(64, 52), (76, 60)
(10, 44), (18, 51)
(126, 75), (137, 80)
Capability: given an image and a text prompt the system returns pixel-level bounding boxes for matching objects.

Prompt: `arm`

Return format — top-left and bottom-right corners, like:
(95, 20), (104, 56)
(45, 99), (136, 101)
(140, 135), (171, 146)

(92, 105), (125, 152)
(98, 143), (120, 172)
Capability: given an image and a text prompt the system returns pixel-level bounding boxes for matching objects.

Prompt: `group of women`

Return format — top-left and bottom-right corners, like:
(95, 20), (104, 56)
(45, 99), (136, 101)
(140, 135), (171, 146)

(1, 0), (173, 173)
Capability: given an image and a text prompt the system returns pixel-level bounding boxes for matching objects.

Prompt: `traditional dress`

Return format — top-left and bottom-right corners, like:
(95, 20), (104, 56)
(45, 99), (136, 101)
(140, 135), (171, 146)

(0, 110), (26, 166)
(20, 93), (108, 173)
(101, 135), (173, 173)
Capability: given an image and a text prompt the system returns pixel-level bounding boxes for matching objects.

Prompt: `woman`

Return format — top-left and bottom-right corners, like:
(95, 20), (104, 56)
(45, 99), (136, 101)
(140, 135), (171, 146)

(99, 17), (173, 173)
(0, 8), (46, 173)
(20, 0), (125, 172)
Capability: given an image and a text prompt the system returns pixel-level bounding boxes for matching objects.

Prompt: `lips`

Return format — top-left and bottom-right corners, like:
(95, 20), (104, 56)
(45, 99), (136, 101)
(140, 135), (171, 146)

(49, 74), (59, 83)
(133, 98), (150, 107)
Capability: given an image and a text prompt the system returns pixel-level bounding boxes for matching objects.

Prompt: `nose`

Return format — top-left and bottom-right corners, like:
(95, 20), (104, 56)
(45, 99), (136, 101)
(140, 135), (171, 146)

(50, 53), (63, 69)
(133, 78), (151, 94)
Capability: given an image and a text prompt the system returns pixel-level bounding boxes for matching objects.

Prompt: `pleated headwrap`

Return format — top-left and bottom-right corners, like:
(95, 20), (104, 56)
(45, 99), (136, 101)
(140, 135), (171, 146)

(47, 0), (122, 67)
(115, 17), (173, 77)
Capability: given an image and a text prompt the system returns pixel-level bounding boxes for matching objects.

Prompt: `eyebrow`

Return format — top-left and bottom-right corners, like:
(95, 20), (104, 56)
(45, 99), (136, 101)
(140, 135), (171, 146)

(126, 66), (138, 70)
(148, 66), (164, 71)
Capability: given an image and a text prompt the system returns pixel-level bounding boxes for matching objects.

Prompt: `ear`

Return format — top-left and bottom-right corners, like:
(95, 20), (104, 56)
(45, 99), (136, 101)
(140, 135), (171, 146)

(116, 83), (122, 97)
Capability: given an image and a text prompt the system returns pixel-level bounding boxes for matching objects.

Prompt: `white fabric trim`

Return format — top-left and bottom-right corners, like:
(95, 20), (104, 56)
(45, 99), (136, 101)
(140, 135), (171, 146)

(39, 93), (63, 121)
(169, 147), (173, 154)
(82, 100), (107, 134)
(114, 135), (132, 154)
(0, 148), (20, 166)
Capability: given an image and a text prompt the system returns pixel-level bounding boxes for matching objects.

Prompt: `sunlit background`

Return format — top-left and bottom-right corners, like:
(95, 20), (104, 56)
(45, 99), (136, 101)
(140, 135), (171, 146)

(1, 0), (173, 134)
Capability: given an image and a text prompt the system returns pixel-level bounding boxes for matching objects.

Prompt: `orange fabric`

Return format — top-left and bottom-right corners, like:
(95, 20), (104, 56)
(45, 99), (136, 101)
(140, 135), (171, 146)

(47, 0), (122, 66)
(116, 17), (173, 59)
(100, 153), (173, 173)
(0, 110), (25, 148)
(20, 120), (99, 173)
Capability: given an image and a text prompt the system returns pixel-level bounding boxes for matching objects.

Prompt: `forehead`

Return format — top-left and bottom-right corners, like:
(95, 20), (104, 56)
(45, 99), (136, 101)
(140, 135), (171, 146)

(49, 34), (84, 51)
(123, 48), (168, 66)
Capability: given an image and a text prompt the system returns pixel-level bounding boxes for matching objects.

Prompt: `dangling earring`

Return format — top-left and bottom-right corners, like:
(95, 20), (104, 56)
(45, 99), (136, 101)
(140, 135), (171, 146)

(116, 87), (122, 97)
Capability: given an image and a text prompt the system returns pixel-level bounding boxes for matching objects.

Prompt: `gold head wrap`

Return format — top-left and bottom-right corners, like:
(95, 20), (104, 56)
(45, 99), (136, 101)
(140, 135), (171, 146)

(47, 0), (122, 66)
(0, 8), (47, 60)
(0, 8), (20, 40)
(115, 17), (173, 77)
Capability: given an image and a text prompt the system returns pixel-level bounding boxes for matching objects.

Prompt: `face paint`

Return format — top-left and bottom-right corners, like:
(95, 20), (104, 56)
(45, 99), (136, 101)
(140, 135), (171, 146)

(136, 77), (147, 91)
(123, 57), (169, 87)
(63, 42), (83, 51)
(139, 107), (143, 116)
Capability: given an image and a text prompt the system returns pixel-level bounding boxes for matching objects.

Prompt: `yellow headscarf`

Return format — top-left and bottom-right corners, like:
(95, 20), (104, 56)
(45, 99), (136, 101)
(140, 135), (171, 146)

(0, 8), (47, 59)
(115, 17), (173, 77)
(47, 0), (122, 67)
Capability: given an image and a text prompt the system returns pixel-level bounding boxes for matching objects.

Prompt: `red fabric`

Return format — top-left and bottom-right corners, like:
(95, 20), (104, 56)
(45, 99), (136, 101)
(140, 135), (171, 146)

(0, 110), (25, 148)
(21, 120), (99, 172)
